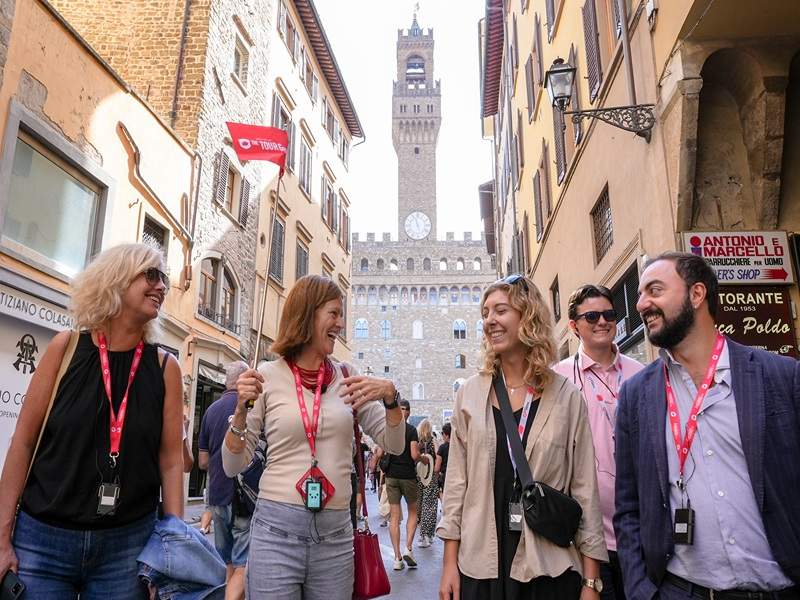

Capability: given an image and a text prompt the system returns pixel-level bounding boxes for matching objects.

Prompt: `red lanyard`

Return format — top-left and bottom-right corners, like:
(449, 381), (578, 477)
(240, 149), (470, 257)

(290, 362), (326, 461)
(664, 334), (725, 482)
(97, 333), (144, 466)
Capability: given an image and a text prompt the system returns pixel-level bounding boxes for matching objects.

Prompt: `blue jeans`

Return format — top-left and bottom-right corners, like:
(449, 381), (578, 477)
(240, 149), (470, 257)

(247, 499), (353, 600)
(13, 510), (154, 600)
(209, 504), (251, 567)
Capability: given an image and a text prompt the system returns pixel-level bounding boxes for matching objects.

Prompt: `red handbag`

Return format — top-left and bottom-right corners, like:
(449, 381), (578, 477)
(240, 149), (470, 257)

(350, 374), (391, 599)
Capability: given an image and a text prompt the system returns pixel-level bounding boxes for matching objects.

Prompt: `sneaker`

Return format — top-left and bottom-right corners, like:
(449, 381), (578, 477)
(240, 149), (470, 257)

(418, 535), (430, 548)
(402, 549), (418, 568)
(393, 559), (405, 571)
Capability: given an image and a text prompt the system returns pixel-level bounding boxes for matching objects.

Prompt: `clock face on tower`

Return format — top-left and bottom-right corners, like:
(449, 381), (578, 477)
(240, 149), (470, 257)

(404, 211), (432, 240)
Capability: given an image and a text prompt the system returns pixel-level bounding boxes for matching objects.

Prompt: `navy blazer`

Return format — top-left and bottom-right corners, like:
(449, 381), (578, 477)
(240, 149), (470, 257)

(613, 338), (800, 600)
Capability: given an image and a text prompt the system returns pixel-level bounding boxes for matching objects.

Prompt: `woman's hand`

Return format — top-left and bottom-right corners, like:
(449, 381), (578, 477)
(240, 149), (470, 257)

(341, 375), (395, 412)
(0, 536), (18, 579)
(236, 369), (264, 414)
(439, 560), (460, 600)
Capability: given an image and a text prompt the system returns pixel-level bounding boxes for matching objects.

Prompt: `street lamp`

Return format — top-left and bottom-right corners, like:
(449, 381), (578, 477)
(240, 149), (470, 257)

(544, 58), (656, 141)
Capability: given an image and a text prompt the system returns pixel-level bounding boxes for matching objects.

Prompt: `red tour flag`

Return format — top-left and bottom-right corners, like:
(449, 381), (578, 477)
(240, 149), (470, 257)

(226, 122), (288, 175)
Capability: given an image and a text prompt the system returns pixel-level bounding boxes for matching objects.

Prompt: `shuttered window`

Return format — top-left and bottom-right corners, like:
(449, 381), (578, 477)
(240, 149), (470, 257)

(583, 0), (603, 102)
(533, 170), (544, 241)
(553, 104), (566, 184)
(517, 110), (525, 167)
(533, 14), (544, 88)
(512, 15), (520, 74)
(540, 142), (553, 217)
(525, 56), (535, 120)
(591, 187), (613, 262)
(238, 178), (250, 226)
(295, 240), (309, 280)
(269, 215), (285, 282)
(611, 0), (623, 39)
(214, 152), (231, 207)
(567, 45), (583, 146)
(545, 0), (556, 41)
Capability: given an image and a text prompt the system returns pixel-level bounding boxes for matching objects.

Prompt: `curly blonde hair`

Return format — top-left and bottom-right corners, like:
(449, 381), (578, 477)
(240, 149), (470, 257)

(417, 418), (433, 444)
(70, 244), (166, 343)
(479, 276), (557, 392)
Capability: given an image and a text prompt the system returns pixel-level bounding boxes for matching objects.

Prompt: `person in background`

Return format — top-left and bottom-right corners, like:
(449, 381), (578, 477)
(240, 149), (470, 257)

(223, 275), (405, 599)
(0, 244), (184, 598)
(416, 419), (438, 548)
(615, 253), (800, 600)
(198, 360), (251, 600)
(435, 421), (451, 494)
(385, 399), (428, 571)
(553, 284), (644, 600)
(438, 274), (606, 600)
(183, 414), (195, 473)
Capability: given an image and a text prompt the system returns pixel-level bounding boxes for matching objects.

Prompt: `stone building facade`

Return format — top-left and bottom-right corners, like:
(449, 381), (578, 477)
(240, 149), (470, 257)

(352, 16), (495, 428)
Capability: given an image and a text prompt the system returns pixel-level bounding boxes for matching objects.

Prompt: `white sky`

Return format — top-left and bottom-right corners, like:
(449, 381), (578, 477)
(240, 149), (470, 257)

(314, 0), (493, 239)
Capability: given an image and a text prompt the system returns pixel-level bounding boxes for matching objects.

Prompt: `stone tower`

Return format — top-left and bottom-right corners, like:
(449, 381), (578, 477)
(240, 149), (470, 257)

(393, 13), (441, 242)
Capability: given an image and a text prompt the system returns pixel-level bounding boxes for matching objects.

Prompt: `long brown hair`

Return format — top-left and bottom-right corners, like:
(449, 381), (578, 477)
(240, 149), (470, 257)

(479, 276), (557, 392)
(271, 275), (343, 359)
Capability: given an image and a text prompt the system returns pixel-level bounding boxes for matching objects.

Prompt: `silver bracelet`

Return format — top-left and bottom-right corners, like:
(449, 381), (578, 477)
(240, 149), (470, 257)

(229, 423), (247, 440)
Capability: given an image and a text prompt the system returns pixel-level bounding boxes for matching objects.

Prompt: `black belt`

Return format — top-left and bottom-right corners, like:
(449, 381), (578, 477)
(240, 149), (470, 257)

(664, 573), (800, 600)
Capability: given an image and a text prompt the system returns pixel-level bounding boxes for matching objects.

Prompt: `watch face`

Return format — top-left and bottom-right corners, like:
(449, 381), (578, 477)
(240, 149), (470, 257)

(404, 211), (432, 240)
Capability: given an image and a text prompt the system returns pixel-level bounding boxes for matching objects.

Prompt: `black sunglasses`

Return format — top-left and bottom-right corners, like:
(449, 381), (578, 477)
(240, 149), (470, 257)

(574, 309), (618, 324)
(143, 267), (170, 288)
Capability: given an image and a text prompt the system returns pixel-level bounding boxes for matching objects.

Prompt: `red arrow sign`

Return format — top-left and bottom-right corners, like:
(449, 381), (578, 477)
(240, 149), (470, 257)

(765, 268), (788, 280)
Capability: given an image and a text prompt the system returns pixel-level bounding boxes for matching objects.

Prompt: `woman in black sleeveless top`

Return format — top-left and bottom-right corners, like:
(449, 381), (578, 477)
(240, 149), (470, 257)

(0, 244), (185, 599)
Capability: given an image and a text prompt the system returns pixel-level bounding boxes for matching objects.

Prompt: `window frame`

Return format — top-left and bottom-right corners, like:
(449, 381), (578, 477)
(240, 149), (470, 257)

(232, 33), (250, 90)
(197, 255), (241, 335)
(0, 101), (114, 282)
(591, 185), (614, 263)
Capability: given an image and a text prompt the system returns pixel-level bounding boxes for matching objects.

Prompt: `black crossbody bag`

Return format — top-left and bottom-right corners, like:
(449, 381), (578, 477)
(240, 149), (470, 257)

(493, 375), (582, 548)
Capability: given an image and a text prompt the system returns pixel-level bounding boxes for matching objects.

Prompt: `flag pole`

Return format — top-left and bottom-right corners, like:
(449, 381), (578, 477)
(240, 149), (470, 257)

(252, 173), (283, 370)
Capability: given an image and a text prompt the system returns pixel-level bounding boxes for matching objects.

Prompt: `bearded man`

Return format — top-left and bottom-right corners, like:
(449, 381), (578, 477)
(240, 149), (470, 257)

(613, 252), (800, 600)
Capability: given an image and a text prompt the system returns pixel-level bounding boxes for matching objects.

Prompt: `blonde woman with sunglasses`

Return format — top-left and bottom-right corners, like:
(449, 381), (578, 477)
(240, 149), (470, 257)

(0, 244), (184, 599)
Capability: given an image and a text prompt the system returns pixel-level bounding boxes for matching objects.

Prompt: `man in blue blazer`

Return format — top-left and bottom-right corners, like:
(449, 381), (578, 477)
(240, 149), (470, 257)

(614, 252), (800, 600)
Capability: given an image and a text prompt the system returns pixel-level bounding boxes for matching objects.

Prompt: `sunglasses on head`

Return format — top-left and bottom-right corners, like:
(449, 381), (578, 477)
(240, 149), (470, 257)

(496, 273), (529, 290)
(574, 309), (618, 324)
(143, 267), (170, 288)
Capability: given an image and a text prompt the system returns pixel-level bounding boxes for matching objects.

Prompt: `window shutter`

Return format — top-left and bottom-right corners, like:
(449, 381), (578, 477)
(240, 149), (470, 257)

(611, 0), (622, 38)
(312, 74), (319, 103)
(534, 14), (544, 86)
(332, 192), (339, 233)
(545, 0), (555, 40)
(533, 171), (543, 241)
(214, 152), (230, 206)
(512, 15), (519, 72)
(517, 110), (525, 167)
(553, 106), (566, 183)
(542, 142), (553, 216)
(278, 2), (287, 37)
(525, 56), (535, 120)
(238, 178), (250, 225)
(286, 121), (296, 172)
(568, 46), (583, 145)
(522, 213), (531, 271)
(293, 31), (300, 63)
(271, 94), (280, 127)
(269, 218), (285, 281)
(321, 97), (327, 127)
(583, 0), (602, 101)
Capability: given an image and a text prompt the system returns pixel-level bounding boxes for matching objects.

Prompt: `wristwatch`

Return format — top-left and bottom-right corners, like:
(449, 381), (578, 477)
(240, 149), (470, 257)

(383, 389), (401, 410)
(582, 577), (603, 593)
(229, 423), (247, 441)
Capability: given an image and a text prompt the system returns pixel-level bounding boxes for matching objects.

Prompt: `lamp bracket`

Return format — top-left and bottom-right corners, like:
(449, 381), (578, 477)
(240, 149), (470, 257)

(565, 104), (655, 141)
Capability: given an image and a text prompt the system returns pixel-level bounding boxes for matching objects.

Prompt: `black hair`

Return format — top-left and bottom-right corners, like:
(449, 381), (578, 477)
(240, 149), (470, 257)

(399, 399), (410, 410)
(644, 252), (718, 318)
(441, 422), (452, 437)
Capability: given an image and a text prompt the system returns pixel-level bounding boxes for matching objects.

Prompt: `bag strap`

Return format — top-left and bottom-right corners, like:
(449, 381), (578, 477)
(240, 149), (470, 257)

(492, 374), (535, 489)
(342, 363), (369, 521)
(23, 330), (80, 491)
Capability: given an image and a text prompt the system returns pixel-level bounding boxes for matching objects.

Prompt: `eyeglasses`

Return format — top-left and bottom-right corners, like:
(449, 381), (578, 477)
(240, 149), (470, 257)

(574, 309), (618, 324)
(143, 267), (170, 288)
(495, 273), (529, 291)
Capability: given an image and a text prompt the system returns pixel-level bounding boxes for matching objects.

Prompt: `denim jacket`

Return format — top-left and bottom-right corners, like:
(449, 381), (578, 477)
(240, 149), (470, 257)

(137, 515), (226, 600)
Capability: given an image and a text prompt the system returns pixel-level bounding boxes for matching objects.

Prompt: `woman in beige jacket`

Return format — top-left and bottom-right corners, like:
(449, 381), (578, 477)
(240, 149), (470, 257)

(437, 274), (607, 600)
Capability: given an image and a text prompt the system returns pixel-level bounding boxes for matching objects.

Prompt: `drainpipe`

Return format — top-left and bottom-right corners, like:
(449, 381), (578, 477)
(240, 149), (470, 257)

(171, 0), (193, 128)
(616, 0), (638, 106)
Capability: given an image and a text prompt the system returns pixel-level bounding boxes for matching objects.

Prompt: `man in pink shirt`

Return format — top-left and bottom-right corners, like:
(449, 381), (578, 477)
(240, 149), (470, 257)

(554, 284), (644, 600)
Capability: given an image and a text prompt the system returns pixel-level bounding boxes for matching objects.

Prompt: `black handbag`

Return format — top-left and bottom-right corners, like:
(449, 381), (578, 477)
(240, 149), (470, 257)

(493, 375), (582, 548)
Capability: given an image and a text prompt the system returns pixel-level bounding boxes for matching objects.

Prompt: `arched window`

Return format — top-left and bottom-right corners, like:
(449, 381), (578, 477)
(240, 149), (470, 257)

(473, 257), (482, 270)
(356, 287), (366, 305)
(456, 258), (465, 271)
(423, 258), (431, 271)
(221, 269), (236, 330)
(389, 286), (399, 305)
(360, 258), (368, 272)
(455, 354), (466, 369)
(412, 320), (423, 339)
(461, 286), (470, 304)
(355, 319), (369, 338)
(412, 383), (425, 400)
(450, 286), (459, 304)
(407, 258), (414, 271)
(376, 258), (385, 270)
(439, 286), (448, 305)
(415, 358), (422, 369)
(410, 287), (418, 304)
(453, 319), (467, 339)
(439, 258), (447, 271)
(379, 286), (388, 304)
(428, 288), (437, 304)
(367, 286), (378, 305)
(389, 259), (399, 271)
(198, 257), (239, 333)
(472, 286), (482, 304)
(476, 319), (484, 340)
(419, 288), (428, 303)
(380, 320), (391, 340)
(400, 287), (409, 304)
(199, 258), (217, 316)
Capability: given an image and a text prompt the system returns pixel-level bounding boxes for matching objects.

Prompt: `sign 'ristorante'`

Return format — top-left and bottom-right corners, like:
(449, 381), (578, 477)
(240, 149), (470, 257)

(716, 286), (798, 358)
(683, 231), (794, 284)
